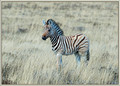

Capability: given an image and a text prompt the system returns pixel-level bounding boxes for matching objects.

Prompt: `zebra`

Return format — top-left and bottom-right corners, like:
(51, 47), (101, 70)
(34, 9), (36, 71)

(42, 19), (89, 71)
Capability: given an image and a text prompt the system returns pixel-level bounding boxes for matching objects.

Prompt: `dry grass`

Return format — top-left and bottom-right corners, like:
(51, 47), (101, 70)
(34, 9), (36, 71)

(1, 2), (118, 85)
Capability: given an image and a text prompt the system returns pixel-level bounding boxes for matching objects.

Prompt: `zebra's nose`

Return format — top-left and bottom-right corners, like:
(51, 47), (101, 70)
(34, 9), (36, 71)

(42, 36), (46, 40)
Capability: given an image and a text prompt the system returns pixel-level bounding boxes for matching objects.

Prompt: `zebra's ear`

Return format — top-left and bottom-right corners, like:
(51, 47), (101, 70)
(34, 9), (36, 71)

(42, 20), (46, 25)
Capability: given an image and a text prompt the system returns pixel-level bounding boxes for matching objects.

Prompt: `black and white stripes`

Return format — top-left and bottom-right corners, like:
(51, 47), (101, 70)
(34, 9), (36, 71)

(51, 34), (89, 55)
(46, 19), (63, 36)
(42, 19), (90, 70)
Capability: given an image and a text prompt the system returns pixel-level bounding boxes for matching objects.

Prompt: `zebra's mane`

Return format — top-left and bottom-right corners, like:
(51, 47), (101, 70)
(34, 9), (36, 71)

(46, 19), (64, 36)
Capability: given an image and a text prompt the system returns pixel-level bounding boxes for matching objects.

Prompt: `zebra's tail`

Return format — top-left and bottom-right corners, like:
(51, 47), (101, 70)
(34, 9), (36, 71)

(87, 50), (90, 61)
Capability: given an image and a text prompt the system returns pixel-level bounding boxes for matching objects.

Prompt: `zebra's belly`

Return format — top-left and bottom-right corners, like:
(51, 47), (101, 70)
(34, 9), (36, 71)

(52, 47), (76, 55)
(62, 52), (75, 55)
(63, 49), (77, 55)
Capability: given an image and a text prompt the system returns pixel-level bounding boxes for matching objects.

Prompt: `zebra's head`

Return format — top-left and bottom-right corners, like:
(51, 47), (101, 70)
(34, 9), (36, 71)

(42, 19), (63, 40)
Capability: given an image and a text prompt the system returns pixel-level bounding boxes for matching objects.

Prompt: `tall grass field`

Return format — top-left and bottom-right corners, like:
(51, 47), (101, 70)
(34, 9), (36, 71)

(1, 1), (119, 85)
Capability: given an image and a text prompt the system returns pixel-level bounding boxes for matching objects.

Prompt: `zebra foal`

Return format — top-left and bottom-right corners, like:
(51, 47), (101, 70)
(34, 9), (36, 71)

(42, 19), (89, 71)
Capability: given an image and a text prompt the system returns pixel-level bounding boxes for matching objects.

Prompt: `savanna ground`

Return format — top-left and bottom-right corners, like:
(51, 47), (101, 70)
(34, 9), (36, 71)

(1, 1), (119, 85)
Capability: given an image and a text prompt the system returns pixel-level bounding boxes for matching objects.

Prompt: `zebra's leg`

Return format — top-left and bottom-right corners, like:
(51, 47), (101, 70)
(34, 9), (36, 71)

(56, 53), (63, 71)
(87, 50), (90, 61)
(82, 50), (89, 65)
(74, 52), (81, 68)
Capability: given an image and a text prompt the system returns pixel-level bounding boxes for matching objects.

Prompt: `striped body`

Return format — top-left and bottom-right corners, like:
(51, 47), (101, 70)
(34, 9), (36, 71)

(51, 34), (89, 55)
(42, 19), (90, 70)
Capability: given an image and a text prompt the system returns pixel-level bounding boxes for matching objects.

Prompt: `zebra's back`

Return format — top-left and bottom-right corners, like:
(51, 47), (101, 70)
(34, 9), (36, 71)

(71, 34), (89, 54)
(52, 34), (89, 55)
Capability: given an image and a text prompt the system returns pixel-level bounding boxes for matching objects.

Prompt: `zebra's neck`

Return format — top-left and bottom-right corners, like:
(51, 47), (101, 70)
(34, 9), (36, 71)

(50, 34), (60, 47)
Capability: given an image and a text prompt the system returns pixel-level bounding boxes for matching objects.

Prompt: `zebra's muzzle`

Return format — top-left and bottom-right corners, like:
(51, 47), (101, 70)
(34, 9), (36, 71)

(42, 36), (47, 40)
